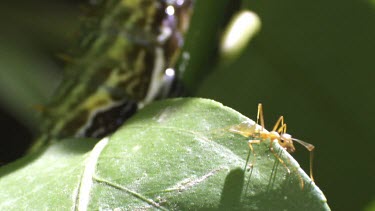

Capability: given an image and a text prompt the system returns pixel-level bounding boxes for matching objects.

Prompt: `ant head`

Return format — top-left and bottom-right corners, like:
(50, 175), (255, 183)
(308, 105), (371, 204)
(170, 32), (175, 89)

(268, 131), (295, 153)
(279, 133), (296, 153)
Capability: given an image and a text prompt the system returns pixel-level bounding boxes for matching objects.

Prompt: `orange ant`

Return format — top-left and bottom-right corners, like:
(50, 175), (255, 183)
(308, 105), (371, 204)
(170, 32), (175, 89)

(229, 103), (315, 186)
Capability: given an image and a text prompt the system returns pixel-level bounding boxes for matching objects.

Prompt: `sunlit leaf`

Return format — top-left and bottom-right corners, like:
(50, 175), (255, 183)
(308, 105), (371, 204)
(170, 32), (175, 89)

(0, 98), (329, 210)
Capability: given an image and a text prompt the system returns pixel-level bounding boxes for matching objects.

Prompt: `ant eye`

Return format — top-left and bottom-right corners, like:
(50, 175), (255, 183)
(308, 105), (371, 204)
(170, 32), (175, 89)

(280, 140), (284, 143)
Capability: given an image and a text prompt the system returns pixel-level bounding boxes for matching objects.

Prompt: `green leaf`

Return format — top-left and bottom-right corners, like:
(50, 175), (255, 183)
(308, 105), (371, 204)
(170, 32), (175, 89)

(0, 98), (329, 210)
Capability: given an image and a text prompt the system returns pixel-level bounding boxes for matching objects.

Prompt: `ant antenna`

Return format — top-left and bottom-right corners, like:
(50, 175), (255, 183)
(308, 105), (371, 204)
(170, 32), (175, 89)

(292, 138), (315, 182)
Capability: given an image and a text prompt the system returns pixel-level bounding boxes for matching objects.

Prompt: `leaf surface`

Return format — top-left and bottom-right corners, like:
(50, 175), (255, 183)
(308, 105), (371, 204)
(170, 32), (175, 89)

(0, 98), (330, 210)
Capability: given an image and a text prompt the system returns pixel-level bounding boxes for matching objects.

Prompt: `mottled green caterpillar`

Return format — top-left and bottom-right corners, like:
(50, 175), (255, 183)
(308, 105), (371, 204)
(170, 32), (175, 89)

(34, 0), (193, 149)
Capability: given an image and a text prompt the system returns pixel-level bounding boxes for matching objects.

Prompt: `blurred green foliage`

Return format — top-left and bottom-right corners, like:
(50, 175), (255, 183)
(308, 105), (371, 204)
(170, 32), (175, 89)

(0, 0), (79, 129)
(0, 0), (374, 210)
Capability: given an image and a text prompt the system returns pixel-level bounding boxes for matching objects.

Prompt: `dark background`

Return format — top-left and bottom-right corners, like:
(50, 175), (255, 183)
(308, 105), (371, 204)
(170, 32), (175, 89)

(0, 0), (374, 210)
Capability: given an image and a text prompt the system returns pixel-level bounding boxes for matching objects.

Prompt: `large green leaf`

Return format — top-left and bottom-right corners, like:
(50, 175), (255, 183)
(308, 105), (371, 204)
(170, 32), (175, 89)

(0, 98), (329, 210)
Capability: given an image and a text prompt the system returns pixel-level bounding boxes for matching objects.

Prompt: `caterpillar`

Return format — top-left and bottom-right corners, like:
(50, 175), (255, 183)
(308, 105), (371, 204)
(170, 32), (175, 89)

(35, 0), (194, 149)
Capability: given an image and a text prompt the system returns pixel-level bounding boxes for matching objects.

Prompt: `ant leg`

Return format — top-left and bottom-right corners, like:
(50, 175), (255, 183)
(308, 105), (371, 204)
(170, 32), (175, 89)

(257, 103), (265, 129)
(277, 123), (287, 134)
(269, 140), (305, 189)
(272, 116), (285, 132)
(245, 140), (261, 169)
(269, 140), (291, 174)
